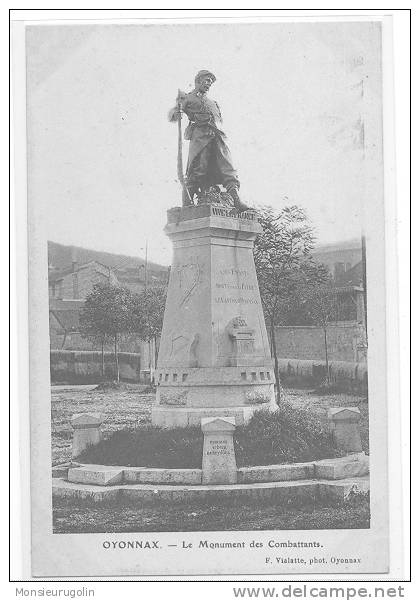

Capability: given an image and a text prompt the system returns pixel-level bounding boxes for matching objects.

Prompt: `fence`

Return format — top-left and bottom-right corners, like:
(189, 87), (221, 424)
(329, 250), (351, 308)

(50, 351), (367, 393)
(277, 359), (368, 394)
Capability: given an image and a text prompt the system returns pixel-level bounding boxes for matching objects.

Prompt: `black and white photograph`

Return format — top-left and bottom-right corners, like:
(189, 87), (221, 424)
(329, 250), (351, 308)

(10, 10), (409, 579)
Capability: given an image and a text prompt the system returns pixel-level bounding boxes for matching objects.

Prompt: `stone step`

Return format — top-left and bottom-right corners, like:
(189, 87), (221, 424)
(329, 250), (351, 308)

(65, 454), (369, 486)
(124, 468), (202, 485)
(53, 476), (370, 504)
(314, 453), (369, 480)
(238, 462), (315, 483)
(68, 464), (125, 486)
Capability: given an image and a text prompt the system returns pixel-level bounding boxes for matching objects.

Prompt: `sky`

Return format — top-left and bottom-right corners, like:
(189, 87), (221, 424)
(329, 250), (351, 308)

(26, 20), (382, 266)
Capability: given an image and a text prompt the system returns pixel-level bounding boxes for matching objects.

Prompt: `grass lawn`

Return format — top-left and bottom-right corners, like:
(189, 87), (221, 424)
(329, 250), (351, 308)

(52, 492), (370, 533)
(51, 384), (369, 466)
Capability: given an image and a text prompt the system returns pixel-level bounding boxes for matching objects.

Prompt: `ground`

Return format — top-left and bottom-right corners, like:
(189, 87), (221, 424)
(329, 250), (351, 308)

(51, 383), (152, 465)
(51, 384), (369, 466)
(53, 493), (370, 533)
(286, 388), (369, 454)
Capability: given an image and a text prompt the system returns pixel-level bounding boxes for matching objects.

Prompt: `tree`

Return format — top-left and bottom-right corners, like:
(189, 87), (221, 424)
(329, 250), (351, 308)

(129, 286), (167, 376)
(79, 283), (132, 382)
(303, 283), (338, 385)
(253, 205), (329, 403)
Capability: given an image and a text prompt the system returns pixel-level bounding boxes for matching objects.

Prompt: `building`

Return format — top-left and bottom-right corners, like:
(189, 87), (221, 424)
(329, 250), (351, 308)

(312, 238), (362, 285)
(49, 298), (85, 349)
(48, 241), (168, 357)
(114, 264), (169, 294)
(272, 238), (368, 364)
(49, 260), (119, 300)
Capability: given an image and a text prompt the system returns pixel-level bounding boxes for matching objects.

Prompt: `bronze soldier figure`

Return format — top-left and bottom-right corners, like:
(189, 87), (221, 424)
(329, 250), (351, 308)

(169, 70), (251, 212)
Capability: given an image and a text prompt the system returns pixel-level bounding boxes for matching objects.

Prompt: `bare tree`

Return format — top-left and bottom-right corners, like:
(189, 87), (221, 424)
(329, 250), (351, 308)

(303, 284), (338, 385)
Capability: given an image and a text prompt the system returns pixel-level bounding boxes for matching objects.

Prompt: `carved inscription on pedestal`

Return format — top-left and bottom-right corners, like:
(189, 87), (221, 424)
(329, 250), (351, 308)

(206, 438), (230, 456)
(201, 417), (237, 485)
(214, 268), (258, 305)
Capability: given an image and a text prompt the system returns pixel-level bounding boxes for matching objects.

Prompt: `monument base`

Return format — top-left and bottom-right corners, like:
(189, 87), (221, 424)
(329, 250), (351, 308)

(153, 205), (277, 428)
(151, 401), (278, 428)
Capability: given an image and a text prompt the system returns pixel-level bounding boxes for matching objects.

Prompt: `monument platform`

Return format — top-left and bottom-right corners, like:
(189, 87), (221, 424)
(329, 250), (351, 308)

(151, 204), (277, 427)
(63, 453), (369, 486)
(53, 452), (370, 504)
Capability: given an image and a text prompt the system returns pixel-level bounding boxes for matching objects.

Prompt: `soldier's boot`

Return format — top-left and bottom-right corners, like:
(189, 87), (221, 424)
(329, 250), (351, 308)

(228, 187), (253, 214)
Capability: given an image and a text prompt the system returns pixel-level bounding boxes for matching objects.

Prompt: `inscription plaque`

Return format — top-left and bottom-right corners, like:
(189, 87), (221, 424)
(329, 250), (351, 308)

(201, 417), (237, 484)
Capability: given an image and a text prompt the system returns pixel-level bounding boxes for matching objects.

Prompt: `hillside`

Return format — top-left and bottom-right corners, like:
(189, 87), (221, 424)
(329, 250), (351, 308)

(48, 241), (168, 272)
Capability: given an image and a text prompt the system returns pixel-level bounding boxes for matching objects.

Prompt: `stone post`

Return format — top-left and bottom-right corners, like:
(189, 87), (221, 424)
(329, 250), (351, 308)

(70, 413), (103, 459)
(328, 407), (362, 453)
(201, 417), (237, 484)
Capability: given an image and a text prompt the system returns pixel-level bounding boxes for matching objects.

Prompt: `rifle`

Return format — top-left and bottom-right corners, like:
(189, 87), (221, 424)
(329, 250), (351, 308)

(169, 90), (191, 205)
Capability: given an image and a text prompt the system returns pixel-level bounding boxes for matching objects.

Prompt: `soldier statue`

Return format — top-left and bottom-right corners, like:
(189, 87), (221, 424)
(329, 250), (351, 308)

(169, 70), (251, 213)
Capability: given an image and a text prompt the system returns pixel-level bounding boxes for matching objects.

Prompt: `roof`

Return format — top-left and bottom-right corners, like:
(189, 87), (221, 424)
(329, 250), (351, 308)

(313, 238), (362, 253)
(335, 261), (363, 287)
(48, 260), (112, 283)
(49, 299), (85, 310)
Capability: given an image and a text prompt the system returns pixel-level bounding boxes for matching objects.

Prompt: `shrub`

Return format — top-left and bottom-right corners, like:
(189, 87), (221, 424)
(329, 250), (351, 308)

(77, 425), (203, 468)
(234, 404), (343, 466)
(78, 403), (343, 468)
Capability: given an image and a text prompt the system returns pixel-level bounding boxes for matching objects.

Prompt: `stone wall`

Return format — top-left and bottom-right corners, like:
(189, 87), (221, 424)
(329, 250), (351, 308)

(50, 329), (153, 355)
(274, 323), (363, 363)
(50, 350), (151, 384)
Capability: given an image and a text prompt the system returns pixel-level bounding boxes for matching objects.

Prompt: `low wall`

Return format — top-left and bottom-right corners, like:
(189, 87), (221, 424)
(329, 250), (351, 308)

(50, 331), (155, 358)
(274, 324), (364, 363)
(51, 351), (367, 393)
(278, 359), (368, 395)
(50, 350), (151, 384)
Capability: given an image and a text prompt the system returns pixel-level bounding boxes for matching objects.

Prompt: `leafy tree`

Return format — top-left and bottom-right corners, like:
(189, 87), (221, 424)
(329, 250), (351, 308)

(129, 286), (167, 374)
(80, 283), (132, 382)
(254, 205), (329, 403)
(79, 310), (110, 379)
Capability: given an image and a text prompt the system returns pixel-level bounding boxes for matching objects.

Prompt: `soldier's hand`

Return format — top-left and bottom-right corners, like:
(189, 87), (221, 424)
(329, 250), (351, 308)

(168, 107), (183, 123)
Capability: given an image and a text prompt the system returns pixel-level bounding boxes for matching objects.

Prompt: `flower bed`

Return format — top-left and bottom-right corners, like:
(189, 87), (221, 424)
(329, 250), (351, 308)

(77, 405), (345, 468)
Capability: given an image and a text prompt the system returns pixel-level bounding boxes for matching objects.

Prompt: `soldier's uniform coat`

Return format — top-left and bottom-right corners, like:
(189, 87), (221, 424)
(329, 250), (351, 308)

(180, 90), (240, 192)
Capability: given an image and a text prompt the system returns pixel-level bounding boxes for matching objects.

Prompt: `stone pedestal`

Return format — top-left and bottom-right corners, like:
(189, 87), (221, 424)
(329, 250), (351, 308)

(328, 407), (362, 453)
(70, 413), (103, 459)
(151, 204), (276, 427)
(201, 417), (237, 484)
